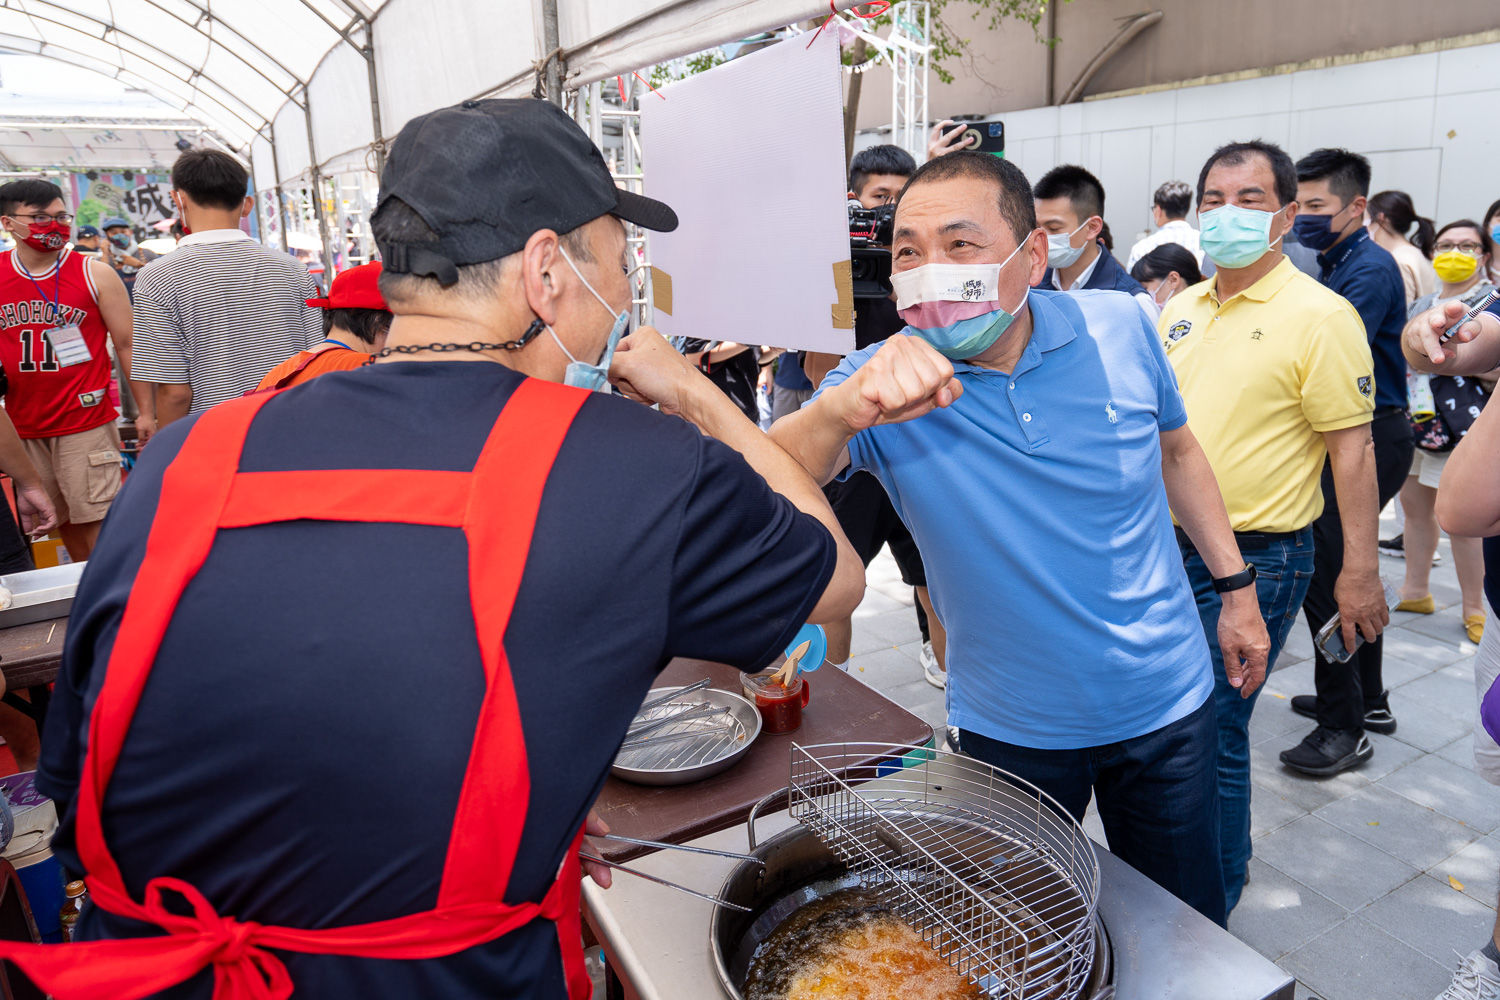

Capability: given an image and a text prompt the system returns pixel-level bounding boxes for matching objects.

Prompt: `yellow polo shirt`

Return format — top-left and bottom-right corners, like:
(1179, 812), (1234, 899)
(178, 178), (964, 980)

(1160, 257), (1374, 533)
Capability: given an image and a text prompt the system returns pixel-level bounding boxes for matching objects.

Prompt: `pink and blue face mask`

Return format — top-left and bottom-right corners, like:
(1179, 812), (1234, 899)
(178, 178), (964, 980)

(889, 235), (1034, 360)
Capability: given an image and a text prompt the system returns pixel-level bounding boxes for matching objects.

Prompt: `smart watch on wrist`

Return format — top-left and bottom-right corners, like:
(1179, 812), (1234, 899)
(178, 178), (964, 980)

(1212, 563), (1257, 594)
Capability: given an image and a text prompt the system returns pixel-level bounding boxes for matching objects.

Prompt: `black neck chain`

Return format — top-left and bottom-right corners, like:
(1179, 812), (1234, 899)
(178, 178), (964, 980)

(375, 340), (522, 359)
(374, 318), (546, 360)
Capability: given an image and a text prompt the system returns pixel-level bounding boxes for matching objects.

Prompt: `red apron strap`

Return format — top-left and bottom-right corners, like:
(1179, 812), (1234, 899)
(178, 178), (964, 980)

(219, 469), (473, 529)
(439, 378), (590, 905)
(73, 393), (277, 898)
(13, 377), (598, 1000)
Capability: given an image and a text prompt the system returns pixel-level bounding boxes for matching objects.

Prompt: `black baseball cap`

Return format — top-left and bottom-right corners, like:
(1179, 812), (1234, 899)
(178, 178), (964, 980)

(375, 98), (677, 286)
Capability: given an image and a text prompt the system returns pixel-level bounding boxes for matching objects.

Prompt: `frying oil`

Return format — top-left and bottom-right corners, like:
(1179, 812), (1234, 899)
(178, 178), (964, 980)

(743, 889), (983, 1000)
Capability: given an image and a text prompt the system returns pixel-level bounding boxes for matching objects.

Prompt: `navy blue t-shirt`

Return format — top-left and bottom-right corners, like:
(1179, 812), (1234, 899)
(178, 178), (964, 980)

(38, 361), (835, 998)
(1318, 228), (1409, 410)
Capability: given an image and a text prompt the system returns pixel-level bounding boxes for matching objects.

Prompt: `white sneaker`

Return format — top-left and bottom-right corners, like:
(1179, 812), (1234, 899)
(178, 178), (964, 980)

(920, 642), (946, 688)
(1436, 949), (1500, 1000)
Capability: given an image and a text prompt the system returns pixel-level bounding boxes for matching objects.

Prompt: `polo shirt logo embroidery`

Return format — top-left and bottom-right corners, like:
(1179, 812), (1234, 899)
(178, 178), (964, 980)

(1105, 401), (1118, 424)
(1167, 319), (1192, 342)
(1250, 329), (1263, 340)
(1357, 376), (1373, 398)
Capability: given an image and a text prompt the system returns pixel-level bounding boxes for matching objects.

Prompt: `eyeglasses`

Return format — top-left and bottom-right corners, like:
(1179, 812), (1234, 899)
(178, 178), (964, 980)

(7, 213), (73, 226)
(1435, 241), (1484, 255)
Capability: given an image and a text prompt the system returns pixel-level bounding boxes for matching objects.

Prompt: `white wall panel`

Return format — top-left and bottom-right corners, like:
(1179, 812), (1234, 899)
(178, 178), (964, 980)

(1289, 53), (1438, 111)
(1174, 75), (1291, 124)
(1429, 90), (1500, 225)
(1289, 98), (1437, 155)
(950, 43), (1500, 261)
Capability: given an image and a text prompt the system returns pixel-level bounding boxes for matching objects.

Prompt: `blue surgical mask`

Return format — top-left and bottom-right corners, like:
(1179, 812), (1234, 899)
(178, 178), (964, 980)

(547, 247), (629, 391)
(1045, 219), (1092, 269)
(1199, 203), (1287, 270)
(1490, 224), (1500, 245)
(108, 233), (133, 251)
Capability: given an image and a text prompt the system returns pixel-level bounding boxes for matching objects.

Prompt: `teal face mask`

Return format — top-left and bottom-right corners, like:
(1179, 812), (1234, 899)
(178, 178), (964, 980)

(1199, 203), (1287, 270)
(548, 247), (630, 392)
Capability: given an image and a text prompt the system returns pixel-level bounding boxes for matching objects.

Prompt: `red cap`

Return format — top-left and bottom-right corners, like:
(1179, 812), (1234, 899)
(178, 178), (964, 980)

(306, 261), (388, 310)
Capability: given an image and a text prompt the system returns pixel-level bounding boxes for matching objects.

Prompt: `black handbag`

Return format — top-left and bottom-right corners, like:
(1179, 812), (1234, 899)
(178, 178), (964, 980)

(1426, 374), (1489, 451)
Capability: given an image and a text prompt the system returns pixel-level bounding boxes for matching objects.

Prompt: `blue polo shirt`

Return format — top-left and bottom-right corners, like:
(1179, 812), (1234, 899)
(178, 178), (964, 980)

(1317, 228), (1408, 410)
(813, 289), (1213, 749)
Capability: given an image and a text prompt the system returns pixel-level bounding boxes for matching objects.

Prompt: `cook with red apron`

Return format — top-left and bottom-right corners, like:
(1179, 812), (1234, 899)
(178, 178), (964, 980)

(5, 99), (856, 998)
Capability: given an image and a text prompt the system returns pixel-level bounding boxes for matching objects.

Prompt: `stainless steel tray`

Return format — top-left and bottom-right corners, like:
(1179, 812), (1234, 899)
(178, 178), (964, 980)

(0, 562), (84, 628)
(612, 686), (761, 786)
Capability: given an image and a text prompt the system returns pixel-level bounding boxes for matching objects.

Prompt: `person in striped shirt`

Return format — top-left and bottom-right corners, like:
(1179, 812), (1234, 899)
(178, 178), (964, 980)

(131, 150), (321, 429)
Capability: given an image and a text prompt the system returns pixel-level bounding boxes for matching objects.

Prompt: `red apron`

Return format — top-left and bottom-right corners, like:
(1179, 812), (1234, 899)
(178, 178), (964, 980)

(0, 377), (594, 1000)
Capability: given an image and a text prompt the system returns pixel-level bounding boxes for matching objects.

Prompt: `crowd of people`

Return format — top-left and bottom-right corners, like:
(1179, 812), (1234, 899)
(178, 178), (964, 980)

(0, 95), (1491, 998)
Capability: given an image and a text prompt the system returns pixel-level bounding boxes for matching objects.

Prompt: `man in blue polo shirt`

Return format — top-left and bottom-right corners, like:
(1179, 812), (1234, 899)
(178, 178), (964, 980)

(1281, 148), (1415, 775)
(772, 151), (1270, 926)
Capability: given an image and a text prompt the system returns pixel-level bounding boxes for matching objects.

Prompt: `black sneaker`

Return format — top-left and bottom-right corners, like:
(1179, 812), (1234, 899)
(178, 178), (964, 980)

(1378, 534), (1404, 557)
(1289, 692), (1397, 734)
(1279, 726), (1373, 776)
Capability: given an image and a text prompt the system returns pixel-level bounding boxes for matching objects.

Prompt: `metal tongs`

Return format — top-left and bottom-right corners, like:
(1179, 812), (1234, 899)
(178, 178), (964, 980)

(579, 834), (764, 912)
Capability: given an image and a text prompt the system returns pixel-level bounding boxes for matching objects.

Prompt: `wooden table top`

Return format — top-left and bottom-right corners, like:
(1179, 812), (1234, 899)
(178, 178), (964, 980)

(592, 657), (934, 864)
(0, 617), (66, 690)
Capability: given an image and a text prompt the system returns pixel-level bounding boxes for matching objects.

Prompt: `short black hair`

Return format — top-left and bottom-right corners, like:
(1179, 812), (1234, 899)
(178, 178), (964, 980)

(1130, 243), (1203, 286)
(849, 144), (917, 195)
(896, 150), (1036, 244)
(1032, 165), (1104, 223)
(171, 149), (249, 211)
(0, 179), (64, 217)
(1197, 140), (1297, 208)
(1295, 147), (1372, 205)
(1153, 180), (1193, 219)
(324, 307), (394, 345)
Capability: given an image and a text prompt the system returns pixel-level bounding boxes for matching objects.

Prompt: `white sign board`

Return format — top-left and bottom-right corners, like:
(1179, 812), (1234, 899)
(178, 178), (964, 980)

(640, 31), (856, 354)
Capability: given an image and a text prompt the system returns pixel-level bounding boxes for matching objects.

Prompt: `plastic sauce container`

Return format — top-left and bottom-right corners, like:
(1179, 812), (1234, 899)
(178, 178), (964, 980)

(742, 671), (812, 734)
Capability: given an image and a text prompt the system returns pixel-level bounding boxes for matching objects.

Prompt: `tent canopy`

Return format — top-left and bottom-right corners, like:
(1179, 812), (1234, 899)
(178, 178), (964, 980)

(0, 0), (838, 187)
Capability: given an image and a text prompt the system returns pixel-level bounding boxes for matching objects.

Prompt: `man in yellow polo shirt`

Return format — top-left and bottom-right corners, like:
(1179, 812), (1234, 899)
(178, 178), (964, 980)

(1160, 139), (1386, 914)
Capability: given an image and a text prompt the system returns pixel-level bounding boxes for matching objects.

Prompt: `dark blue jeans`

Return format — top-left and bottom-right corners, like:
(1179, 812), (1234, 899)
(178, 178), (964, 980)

(959, 696), (1226, 926)
(1180, 528), (1314, 914)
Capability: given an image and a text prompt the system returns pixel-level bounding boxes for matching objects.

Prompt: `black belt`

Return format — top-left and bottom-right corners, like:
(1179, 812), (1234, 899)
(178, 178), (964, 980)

(1175, 526), (1301, 551)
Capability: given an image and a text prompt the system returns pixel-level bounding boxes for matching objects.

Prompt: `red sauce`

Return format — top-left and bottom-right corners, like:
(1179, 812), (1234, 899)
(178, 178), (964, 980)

(754, 684), (803, 734)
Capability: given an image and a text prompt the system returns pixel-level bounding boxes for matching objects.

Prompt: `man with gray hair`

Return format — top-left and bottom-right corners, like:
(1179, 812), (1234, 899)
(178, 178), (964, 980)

(1128, 179), (1205, 269)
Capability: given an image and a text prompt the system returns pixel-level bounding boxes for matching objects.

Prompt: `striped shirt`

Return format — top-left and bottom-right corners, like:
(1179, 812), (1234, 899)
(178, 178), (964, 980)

(131, 230), (322, 413)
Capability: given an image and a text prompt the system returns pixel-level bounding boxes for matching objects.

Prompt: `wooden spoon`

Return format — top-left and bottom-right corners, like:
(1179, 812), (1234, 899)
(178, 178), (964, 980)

(771, 639), (814, 688)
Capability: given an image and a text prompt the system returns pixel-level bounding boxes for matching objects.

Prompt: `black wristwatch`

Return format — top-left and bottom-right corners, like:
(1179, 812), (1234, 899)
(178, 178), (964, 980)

(1212, 563), (1257, 594)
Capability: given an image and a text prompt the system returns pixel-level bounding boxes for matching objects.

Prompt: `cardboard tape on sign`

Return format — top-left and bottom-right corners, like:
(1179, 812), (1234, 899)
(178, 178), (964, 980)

(831, 260), (854, 330)
(651, 266), (673, 316)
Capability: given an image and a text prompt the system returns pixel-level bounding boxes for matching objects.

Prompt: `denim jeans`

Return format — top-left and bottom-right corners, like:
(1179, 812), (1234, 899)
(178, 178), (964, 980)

(959, 697), (1226, 926)
(1180, 527), (1314, 913)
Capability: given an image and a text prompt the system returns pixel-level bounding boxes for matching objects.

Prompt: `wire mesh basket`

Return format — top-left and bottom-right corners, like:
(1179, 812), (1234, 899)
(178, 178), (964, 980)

(788, 742), (1100, 999)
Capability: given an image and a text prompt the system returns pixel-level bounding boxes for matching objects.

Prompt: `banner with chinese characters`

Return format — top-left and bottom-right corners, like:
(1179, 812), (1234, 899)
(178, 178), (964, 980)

(66, 171), (174, 235)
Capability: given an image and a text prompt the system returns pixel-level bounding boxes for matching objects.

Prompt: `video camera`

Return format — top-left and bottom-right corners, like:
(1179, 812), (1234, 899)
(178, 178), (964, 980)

(848, 201), (895, 299)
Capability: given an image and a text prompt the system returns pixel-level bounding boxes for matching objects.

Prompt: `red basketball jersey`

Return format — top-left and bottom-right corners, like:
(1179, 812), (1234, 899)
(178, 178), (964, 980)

(0, 248), (118, 438)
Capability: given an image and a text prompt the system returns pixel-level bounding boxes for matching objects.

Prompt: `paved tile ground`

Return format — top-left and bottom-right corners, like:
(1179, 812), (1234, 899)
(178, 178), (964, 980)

(847, 511), (1493, 1000)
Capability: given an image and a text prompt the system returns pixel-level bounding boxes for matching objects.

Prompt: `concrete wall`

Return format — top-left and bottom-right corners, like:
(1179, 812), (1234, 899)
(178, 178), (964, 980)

(856, 40), (1500, 265)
